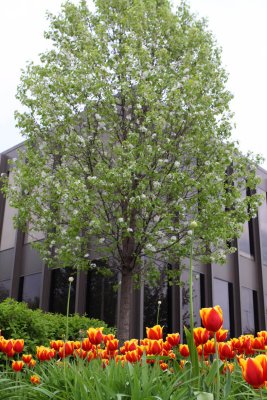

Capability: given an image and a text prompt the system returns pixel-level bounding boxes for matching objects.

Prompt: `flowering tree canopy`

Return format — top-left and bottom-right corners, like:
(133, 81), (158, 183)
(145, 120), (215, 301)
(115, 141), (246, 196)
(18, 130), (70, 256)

(3, 0), (262, 341)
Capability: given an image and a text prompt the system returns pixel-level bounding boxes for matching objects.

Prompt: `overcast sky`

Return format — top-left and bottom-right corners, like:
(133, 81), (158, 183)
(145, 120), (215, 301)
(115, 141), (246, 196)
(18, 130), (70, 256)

(1, 0), (266, 168)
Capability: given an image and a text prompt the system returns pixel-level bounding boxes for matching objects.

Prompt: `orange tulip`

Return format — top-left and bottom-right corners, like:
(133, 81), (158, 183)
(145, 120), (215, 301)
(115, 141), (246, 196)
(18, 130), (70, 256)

(74, 348), (88, 359)
(215, 328), (228, 342)
(87, 327), (103, 345)
(147, 339), (163, 355)
(58, 341), (75, 358)
(146, 325), (163, 340)
(179, 344), (190, 358)
(125, 349), (141, 363)
(203, 339), (216, 356)
(193, 327), (209, 347)
(82, 338), (93, 351)
(28, 359), (36, 368)
(222, 362), (234, 375)
(13, 339), (24, 353)
(166, 333), (180, 347)
(22, 354), (32, 364)
(30, 375), (40, 385)
(36, 346), (56, 361)
(160, 362), (168, 371)
(239, 354), (267, 389)
(50, 340), (64, 351)
(199, 305), (223, 332)
(106, 339), (119, 353)
(120, 339), (138, 354)
(218, 342), (235, 360)
(103, 334), (115, 345)
(12, 360), (24, 372)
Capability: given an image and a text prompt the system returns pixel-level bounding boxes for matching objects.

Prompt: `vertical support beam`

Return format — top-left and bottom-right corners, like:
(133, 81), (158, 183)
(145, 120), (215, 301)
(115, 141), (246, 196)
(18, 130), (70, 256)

(40, 265), (52, 311)
(0, 154), (8, 245)
(252, 215), (266, 330)
(10, 230), (24, 299)
(234, 242), (242, 336)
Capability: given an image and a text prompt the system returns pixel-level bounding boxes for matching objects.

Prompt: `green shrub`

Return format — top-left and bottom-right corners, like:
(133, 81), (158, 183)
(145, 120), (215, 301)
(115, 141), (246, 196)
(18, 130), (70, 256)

(0, 298), (115, 353)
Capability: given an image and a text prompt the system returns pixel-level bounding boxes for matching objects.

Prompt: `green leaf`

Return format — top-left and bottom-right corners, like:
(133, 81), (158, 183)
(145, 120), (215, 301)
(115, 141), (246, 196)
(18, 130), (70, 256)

(184, 325), (199, 383)
(204, 359), (223, 387)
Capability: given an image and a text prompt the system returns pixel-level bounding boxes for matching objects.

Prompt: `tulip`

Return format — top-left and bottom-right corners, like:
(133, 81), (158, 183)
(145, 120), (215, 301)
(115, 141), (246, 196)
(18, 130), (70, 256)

(203, 339), (216, 356)
(146, 325), (163, 340)
(13, 339), (24, 353)
(12, 360), (24, 372)
(74, 348), (87, 359)
(239, 355), (267, 389)
(30, 375), (40, 385)
(106, 339), (119, 353)
(87, 327), (103, 345)
(160, 362), (168, 371)
(218, 342), (235, 360)
(147, 339), (163, 355)
(120, 339), (138, 354)
(166, 333), (180, 347)
(199, 305), (223, 332)
(179, 344), (190, 358)
(36, 346), (56, 361)
(103, 334), (115, 345)
(82, 338), (93, 351)
(215, 328), (228, 342)
(125, 349), (140, 363)
(22, 354), (32, 364)
(193, 327), (209, 347)
(50, 340), (64, 351)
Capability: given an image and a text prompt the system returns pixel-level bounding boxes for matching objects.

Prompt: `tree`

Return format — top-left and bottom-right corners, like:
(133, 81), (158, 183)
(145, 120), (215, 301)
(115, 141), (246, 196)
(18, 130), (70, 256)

(3, 0), (262, 342)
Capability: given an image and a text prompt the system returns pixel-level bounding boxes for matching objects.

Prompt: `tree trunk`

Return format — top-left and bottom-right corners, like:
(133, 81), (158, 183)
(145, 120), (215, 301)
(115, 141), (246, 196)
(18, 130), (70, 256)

(117, 270), (133, 344)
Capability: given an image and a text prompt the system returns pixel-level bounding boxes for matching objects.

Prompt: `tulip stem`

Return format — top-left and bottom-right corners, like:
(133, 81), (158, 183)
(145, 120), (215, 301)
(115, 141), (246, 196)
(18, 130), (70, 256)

(189, 230), (194, 333)
(214, 333), (220, 400)
(66, 278), (73, 342)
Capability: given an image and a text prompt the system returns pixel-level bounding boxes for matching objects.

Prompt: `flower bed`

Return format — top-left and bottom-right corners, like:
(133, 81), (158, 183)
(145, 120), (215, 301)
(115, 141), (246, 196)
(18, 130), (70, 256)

(0, 306), (267, 399)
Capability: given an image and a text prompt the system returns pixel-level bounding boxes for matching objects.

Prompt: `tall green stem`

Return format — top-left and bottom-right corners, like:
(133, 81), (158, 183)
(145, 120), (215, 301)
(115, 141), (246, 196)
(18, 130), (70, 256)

(66, 277), (73, 342)
(189, 230), (194, 333)
(214, 333), (220, 400)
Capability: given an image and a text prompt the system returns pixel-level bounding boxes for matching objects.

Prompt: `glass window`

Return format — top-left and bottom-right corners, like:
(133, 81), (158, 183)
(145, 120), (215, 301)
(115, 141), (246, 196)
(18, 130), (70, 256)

(86, 266), (118, 327)
(258, 190), (267, 265)
(143, 266), (170, 334)
(0, 172), (18, 250)
(49, 269), (76, 314)
(238, 190), (254, 257)
(19, 273), (41, 310)
(182, 270), (204, 331)
(241, 287), (256, 335)
(0, 280), (10, 301)
(213, 278), (232, 332)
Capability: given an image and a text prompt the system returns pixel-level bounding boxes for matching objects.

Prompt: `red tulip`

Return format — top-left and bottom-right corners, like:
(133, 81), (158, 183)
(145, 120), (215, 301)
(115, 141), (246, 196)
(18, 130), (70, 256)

(239, 355), (267, 389)
(166, 333), (180, 347)
(13, 339), (24, 353)
(146, 325), (163, 340)
(87, 327), (103, 345)
(199, 305), (223, 332)
(193, 327), (209, 347)
(12, 360), (24, 372)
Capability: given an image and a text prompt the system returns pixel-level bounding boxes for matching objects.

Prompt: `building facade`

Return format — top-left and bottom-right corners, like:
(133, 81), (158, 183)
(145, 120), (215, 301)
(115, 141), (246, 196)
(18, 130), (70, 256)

(1, 142), (267, 339)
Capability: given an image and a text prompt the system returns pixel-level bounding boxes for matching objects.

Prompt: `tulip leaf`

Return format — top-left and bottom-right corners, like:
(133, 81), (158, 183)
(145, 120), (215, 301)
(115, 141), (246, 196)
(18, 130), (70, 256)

(184, 326), (200, 383)
(204, 359), (223, 387)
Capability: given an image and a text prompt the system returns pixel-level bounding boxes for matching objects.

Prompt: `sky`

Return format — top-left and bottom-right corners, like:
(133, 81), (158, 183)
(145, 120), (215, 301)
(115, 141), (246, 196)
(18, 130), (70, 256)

(1, 0), (267, 168)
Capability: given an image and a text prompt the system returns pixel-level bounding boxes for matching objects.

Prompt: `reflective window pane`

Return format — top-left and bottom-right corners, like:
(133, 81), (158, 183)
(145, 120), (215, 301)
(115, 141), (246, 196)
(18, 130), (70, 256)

(258, 190), (267, 265)
(213, 278), (231, 332)
(144, 275), (170, 334)
(19, 273), (41, 310)
(241, 287), (255, 335)
(0, 172), (17, 250)
(50, 269), (76, 314)
(86, 269), (117, 327)
(182, 270), (203, 330)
